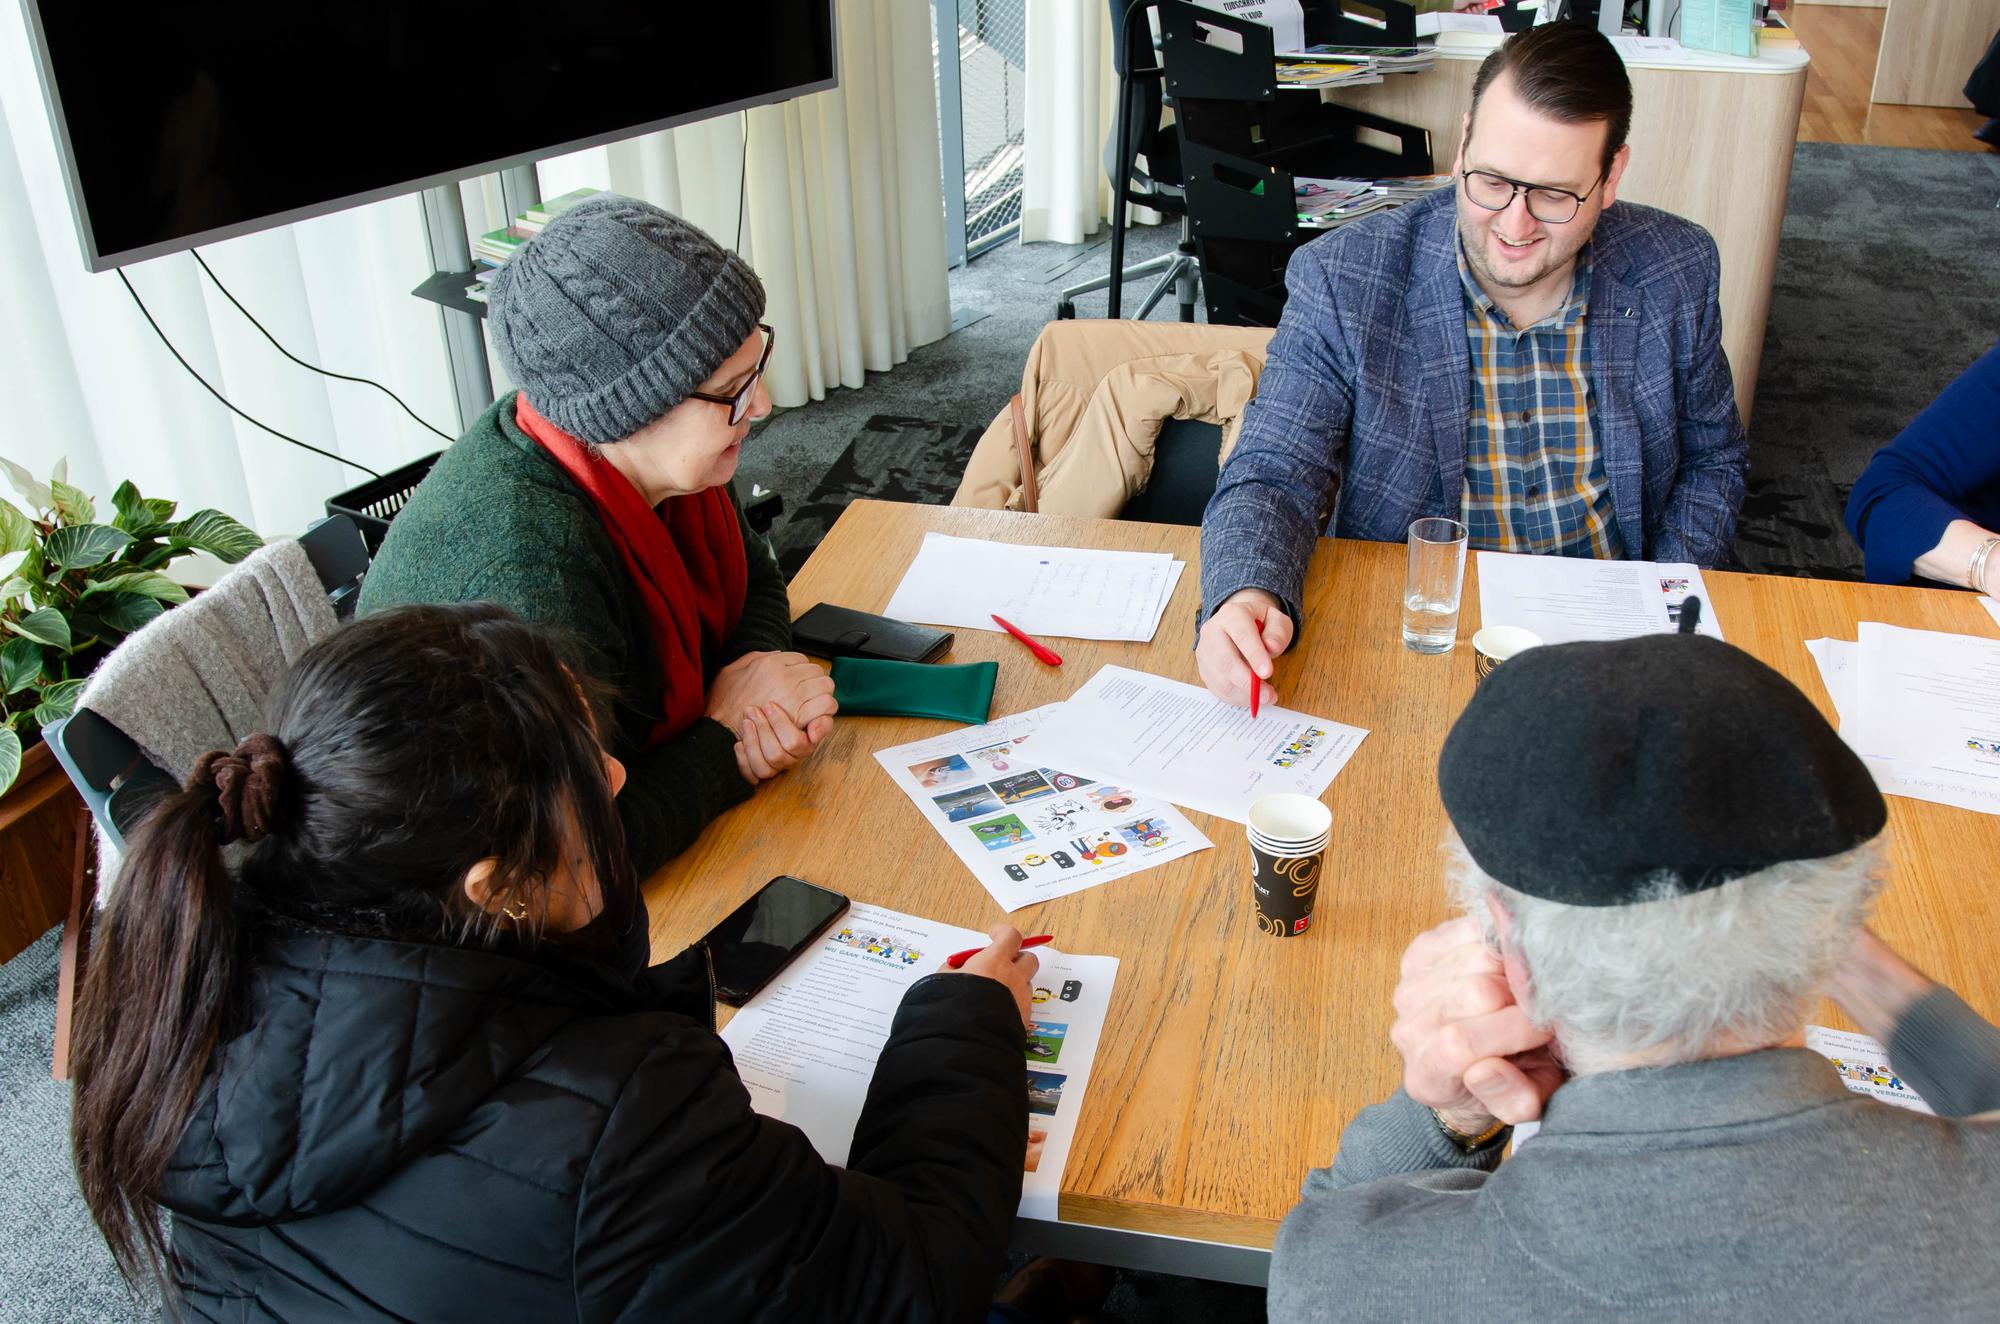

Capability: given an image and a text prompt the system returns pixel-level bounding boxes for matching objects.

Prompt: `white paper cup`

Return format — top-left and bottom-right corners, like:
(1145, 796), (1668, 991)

(1249, 829), (1329, 856)
(1472, 625), (1543, 682)
(1247, 793), (1332, 847)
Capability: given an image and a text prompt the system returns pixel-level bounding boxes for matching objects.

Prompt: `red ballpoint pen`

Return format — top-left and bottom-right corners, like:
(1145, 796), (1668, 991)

(991, 614), (1063, 666)
(946, 934), (1055, 969)
(1249, 613), (1266, 720)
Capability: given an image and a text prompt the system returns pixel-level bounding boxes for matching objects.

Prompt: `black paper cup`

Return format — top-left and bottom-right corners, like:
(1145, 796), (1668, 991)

(1248, 839), (1323, 938)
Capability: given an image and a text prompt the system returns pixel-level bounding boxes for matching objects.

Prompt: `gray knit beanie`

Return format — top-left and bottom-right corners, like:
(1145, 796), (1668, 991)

(488, 194), (766, 444)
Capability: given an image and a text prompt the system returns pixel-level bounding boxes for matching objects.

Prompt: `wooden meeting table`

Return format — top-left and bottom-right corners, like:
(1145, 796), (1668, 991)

(642, 499), (2000, 1285)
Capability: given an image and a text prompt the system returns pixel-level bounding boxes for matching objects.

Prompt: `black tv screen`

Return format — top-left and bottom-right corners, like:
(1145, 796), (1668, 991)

(24, 3), (838, 271)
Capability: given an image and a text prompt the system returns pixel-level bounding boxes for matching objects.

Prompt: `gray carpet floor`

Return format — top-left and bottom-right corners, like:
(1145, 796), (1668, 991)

(7, 141), (1998, 1323)
(1734, 142), (2000, 578)
(1, 927), (153, 1321)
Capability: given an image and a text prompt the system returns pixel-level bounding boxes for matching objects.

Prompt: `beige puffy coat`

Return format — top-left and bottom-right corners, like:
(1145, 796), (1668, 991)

(952, 319), (1274, 518)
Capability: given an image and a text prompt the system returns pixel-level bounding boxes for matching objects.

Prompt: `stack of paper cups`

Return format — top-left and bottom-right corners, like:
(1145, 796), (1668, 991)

(1245, 793), (1333, 938)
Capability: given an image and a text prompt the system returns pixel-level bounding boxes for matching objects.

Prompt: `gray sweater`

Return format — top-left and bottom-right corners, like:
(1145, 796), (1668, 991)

(1271, 988), (2000, 1322)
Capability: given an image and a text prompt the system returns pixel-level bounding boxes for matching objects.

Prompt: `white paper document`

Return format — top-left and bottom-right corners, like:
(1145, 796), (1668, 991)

(721, 902), (1119, 1219)
(1804, 1025), (1934, 1114)
(1804, 637), (2000, 815)
(884, 533), (1185, 642)
(1031, 665), (1369, 824)
(1190, 0), (1304, 51)
(1475, 551), (1725, 644)
(876, 704), (1212, 911)
(1981, 598), (2000, 633)
(1417, 12), (1501, 37)
(1850, 623), (2000, 779)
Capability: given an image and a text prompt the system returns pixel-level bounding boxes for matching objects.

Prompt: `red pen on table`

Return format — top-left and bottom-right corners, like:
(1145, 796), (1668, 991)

(991, 614), (1063, 666)
(946, 933), (1055, 970)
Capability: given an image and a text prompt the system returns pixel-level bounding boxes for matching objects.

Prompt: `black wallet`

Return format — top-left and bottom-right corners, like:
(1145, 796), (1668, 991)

(793, 603), (953, 664)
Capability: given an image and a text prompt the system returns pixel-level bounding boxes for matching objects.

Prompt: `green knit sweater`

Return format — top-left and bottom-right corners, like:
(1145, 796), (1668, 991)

(358, 392), (794, 875)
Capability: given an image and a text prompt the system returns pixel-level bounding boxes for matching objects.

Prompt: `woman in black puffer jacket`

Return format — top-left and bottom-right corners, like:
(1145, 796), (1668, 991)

(70, 603), (1036, 1323)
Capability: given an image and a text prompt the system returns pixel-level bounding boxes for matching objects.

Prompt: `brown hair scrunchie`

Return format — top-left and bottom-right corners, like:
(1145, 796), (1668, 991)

(191, 734), (288, 844)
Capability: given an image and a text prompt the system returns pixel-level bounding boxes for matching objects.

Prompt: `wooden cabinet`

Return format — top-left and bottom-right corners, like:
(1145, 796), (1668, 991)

(0, 742), (82, 964)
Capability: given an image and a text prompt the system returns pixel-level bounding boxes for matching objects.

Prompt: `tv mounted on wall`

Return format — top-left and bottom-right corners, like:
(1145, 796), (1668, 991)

(22, 2), (839, 272)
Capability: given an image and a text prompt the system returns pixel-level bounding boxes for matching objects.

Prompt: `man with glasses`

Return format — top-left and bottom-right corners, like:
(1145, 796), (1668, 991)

(1195, 23), (1745, 711)
(362, 195), (836, 875)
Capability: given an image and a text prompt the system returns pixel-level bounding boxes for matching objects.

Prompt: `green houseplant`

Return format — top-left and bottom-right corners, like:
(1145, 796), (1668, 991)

(0, 457), (261, 795)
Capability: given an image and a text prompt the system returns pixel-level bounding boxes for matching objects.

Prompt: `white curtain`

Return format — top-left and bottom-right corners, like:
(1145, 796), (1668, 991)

(0, 0), (949, 539)
(536, 0), (951, 410)
(1020, 0), (1160, 245)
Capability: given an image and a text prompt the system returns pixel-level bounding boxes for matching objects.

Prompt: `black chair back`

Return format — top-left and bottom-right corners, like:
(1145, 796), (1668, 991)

(1107, 0), (1186, 209)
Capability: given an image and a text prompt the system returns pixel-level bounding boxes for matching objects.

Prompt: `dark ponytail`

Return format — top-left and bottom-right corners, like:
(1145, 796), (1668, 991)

(69, 768), (245, 1301)
(68, 604), (636, 1309)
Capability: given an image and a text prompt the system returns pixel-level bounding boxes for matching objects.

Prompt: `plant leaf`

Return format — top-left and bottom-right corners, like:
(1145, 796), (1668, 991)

(0, 636), (41, 694)
(5, 606), (71, 650)
(51, 456), (68, 485)
(44, 522), (133, 571)
(83, 571), (189, 605)
(0, 499), (32, 555)
(111, 480), (177, 537)
(32, 677), (87, 727)
(168, 509), (262, 563)
(84, 592), (164, 637)
(0, 726), (18, 797)
(0, 550), (23, 582)
(0, 456), (51, 513)
(49, 478), (95, 526)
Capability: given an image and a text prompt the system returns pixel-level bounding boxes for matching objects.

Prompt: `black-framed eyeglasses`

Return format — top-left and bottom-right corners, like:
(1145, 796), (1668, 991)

(1459, 169), (1603, 225)
(686, 323), (775, 426)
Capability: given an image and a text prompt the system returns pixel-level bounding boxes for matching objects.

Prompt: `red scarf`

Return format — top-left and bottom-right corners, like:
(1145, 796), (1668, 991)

(516, 395), (746, 746)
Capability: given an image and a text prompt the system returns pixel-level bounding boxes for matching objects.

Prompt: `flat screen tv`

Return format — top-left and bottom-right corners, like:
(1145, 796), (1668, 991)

(22, 3), (839, 271)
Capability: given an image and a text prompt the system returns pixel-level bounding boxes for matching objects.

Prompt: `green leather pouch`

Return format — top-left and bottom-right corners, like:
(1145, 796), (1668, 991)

(830, 657), (998, 724)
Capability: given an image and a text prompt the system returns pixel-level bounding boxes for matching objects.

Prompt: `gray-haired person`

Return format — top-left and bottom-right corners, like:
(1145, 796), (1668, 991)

(1271, 634), (2000, 1322)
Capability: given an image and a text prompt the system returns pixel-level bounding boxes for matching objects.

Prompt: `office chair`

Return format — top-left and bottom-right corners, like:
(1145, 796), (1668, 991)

(1056, 0), (1201, 323)
(40, 513), (369, 1078)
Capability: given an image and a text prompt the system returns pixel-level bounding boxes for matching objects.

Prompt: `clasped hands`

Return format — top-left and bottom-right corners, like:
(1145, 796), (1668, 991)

(705, 650), (838, 785)
(1391, 916), (1566, 1140)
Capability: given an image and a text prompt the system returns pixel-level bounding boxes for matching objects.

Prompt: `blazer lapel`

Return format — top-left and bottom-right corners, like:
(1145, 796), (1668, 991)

(1409, 207), (1471, 516)
(1587, 241), (1646, 556)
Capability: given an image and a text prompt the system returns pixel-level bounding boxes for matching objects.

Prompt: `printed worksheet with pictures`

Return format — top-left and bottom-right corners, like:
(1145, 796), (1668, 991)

(1804, 1025), (1934, 1114)
(720, 902), (1120, 1220)
(876, 705), (1212, 911)
(1476, 551), (1725, 644)
(1852, 623), (2000, 780)
(1030, 666), (1368, 824)
(1804, 637), (2000, 815)
(1018, 946), (1118, 1221)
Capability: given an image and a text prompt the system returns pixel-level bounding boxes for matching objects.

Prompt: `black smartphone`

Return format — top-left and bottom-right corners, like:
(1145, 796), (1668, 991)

(703, 875), (851, 1007)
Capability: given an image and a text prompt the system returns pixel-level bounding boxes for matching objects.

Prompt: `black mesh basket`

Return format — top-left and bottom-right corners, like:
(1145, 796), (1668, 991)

(326, 452), (441, 553)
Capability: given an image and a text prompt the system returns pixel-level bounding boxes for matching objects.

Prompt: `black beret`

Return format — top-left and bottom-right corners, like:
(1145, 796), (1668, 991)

(1438, 634), (1886, 906)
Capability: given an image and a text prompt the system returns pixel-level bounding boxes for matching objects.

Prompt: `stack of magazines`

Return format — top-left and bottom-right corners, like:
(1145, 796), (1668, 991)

(1273, 42), (1436, 89)
(1295, 174), (1453, 229)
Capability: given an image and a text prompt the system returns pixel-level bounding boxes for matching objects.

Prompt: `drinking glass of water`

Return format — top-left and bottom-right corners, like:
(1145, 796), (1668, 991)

(1402, 517), (1468, 654)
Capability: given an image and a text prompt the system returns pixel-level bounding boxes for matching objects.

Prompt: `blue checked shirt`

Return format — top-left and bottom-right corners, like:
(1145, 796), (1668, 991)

(1457, 240), (1623, 558)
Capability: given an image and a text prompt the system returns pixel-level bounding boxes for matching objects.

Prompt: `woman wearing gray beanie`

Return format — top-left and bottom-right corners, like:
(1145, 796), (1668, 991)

(360, 194), (835, 875)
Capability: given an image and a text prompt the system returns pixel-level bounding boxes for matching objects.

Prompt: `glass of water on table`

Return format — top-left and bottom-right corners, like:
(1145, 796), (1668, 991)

(1402, 517), (1468, 654)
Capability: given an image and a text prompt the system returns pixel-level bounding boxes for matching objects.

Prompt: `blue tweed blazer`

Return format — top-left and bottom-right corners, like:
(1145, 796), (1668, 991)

(1199, 190), (1747, 626)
